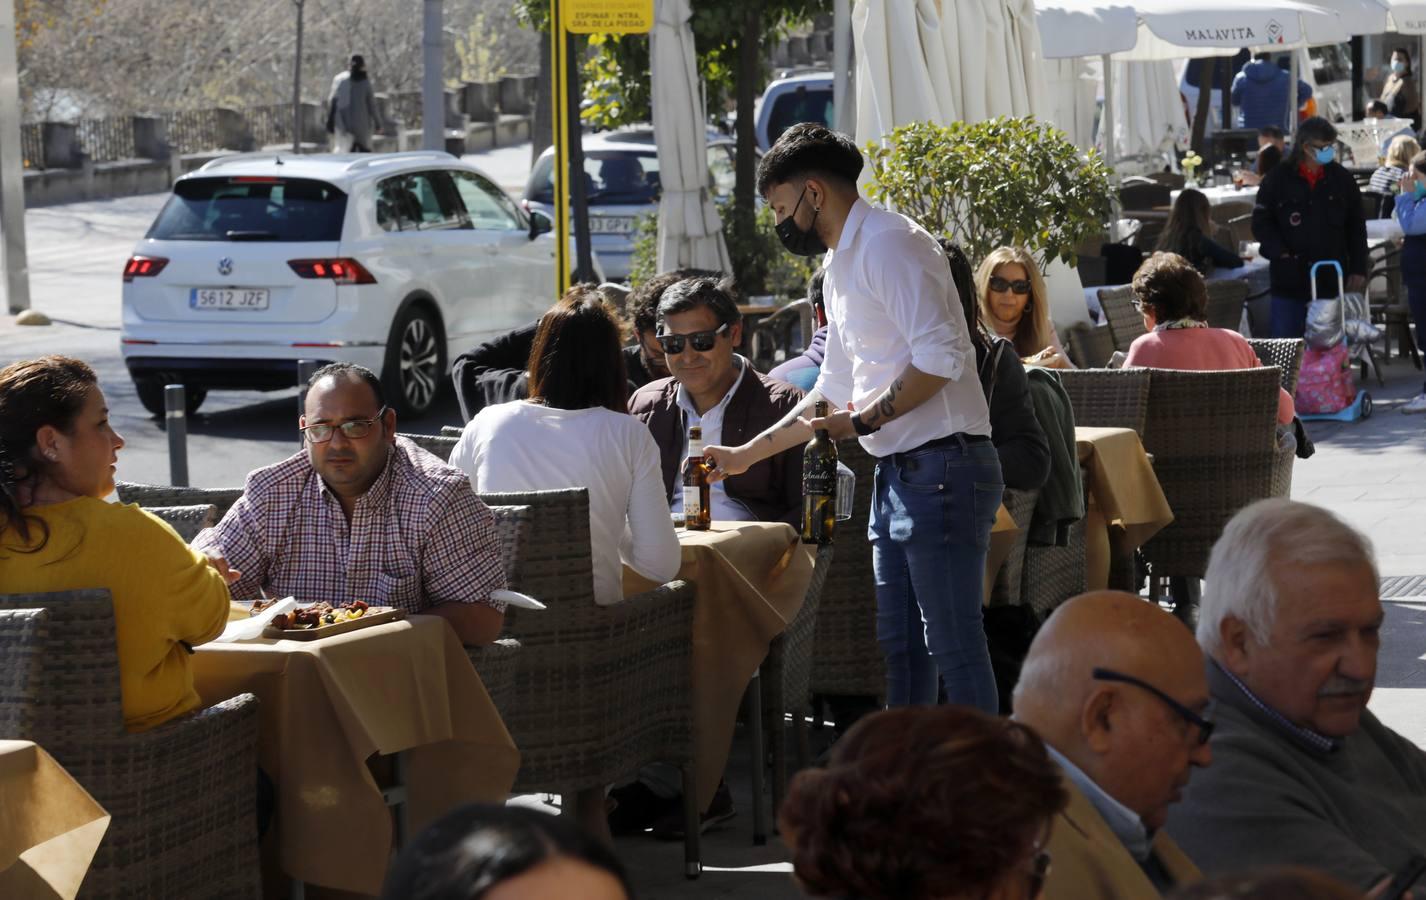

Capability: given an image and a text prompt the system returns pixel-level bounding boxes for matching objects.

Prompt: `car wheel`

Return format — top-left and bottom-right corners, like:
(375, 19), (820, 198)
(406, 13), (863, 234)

(383, 303), (445, 417)
(134, 377), (207, 418)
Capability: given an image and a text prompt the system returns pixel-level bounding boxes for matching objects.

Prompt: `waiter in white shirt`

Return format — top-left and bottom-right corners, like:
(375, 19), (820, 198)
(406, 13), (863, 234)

(704, 123), (1004, 712)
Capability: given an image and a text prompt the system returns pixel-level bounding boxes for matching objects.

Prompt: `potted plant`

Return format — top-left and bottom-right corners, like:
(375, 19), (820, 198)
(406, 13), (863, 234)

(862, 117), (1114, 270)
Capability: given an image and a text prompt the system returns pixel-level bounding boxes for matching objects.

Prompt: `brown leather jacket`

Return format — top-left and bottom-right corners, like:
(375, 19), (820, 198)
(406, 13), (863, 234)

(627, 370), (806, 526)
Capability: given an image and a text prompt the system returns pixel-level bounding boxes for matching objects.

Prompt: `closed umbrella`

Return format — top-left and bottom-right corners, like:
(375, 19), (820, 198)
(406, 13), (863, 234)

(650, 0), (731, 274)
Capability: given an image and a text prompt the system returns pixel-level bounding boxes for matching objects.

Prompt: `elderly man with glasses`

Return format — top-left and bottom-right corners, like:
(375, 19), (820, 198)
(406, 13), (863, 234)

(194, 362), (506, 645)
(627, 276), (806, 527)
(1013, 591), (1211, 899)
(1166, 499), (1426, 893)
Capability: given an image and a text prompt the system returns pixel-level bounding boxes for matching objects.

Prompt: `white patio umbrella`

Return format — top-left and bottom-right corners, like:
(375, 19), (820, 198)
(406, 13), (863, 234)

(649, 0), (731, 274)
(853, 0), (1049, 150)
(1106, 59), (1190, 163)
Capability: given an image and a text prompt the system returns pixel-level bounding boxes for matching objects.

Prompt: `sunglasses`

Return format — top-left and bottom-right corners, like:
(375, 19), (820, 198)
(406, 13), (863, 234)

(301, 407), (387, 443)
(1093, 667), (1215, 745)
(990, 275), (1032, 295)
(656, 322), (729, 355)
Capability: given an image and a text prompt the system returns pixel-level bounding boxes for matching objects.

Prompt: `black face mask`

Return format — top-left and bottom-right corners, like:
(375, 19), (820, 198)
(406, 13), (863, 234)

(776, 186), (828, 257)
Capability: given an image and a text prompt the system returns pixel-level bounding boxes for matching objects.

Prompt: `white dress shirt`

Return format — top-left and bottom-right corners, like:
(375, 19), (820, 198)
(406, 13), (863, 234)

(449, 400), (681, 606)
(670, 355), (755, 522)
(814, 198), (991, 456)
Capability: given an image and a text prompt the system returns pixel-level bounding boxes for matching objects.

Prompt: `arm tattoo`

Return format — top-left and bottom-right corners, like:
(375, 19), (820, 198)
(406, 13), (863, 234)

(863, 378), (905, 427)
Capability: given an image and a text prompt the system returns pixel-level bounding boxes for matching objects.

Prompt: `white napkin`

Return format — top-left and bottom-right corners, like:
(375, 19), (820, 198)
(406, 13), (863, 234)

(215, 597), (298, 642)
(491, 589), (545, 611)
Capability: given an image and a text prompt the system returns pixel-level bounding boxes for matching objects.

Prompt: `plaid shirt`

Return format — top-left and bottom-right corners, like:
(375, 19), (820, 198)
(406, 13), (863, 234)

(194, 438), (505, 613)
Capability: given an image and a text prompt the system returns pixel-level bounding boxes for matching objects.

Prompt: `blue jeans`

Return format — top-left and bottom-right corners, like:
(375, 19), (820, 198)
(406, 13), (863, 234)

(1270, 294), (1309, 338)
(869, 437), (1004, 711)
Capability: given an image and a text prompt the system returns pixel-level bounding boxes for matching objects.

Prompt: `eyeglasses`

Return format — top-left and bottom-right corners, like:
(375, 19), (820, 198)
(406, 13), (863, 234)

(1092, 667), (1215, 745)
(990, 275), (1032, 295)
(300, 407), (387, 443)
(656, 322), (729, 355)
(1023, 849), (1052, 896)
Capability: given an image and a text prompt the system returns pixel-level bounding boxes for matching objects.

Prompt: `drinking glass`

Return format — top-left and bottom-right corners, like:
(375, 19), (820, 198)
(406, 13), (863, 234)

(835, 461), (855, 521)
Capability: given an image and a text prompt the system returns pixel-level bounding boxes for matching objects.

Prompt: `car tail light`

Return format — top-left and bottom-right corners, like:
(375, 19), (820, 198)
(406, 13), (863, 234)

(123, 255), (169, 282)
(287, 258), (377, 285)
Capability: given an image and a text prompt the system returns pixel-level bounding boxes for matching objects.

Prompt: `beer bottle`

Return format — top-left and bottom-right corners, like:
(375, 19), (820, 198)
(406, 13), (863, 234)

(683, 425), (712, 531)
(801, 400), (837, 544)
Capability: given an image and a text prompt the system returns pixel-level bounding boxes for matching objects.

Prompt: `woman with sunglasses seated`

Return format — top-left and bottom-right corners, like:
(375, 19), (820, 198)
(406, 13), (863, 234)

(449, 286), (679, 607)
(780, 705), (1066, 900)
(977, 247), (1076, 369)
(0, 356), (231, 732)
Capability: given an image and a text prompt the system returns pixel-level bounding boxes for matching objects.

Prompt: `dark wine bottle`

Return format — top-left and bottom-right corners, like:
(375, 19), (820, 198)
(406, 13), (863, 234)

(801, 401), (837, 545)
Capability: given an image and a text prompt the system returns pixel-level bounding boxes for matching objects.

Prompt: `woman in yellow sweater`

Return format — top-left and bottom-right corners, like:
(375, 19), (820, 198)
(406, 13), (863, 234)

(0, 356), (231, 732)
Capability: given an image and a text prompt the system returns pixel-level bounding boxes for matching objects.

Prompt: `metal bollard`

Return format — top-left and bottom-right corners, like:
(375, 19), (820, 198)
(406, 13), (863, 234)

(297, 359), (320, 447)
(165, 384), (189, 487)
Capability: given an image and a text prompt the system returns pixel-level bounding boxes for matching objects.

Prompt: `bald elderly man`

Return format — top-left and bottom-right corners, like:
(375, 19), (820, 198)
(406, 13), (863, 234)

(1167, 500), (1426, 893)
(1014, 592), (1211, 899)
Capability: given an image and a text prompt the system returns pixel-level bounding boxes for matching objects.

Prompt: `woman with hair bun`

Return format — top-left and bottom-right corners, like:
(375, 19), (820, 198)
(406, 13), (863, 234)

(0, 355), (231, 731)
(780, 705), (1068, 900)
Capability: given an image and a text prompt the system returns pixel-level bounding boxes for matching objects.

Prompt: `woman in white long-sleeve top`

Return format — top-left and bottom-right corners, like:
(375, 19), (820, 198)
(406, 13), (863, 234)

(449, 286), (681, 604)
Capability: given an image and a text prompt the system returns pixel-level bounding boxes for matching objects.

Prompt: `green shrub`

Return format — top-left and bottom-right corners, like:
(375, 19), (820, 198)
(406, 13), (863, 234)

(863, 117), (1114, 270)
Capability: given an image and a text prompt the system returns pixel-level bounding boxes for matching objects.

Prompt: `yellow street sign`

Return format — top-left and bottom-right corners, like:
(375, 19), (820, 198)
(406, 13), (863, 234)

(563, 0), (653, 34)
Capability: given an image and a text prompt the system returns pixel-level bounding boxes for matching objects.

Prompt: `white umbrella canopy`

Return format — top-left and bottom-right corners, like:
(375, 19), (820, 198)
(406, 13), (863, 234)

(1035, 0), (1351, 60)
(1380, 1), (1426, 33)
(650, 0), (731, 275)
(1106, 59), (1190, 162)
(853, 0), (1049, 149)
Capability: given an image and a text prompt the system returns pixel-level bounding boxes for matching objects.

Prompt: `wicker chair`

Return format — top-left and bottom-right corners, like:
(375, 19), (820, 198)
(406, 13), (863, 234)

(0, 607), (48, 736)
(1057, 368), (1152, 435)
(0, 589), (260, 899)
(399, 432), (458, 462)
(1019, 471), (1088, 617)
(1064, 322), (1116, 369)
(749, 299), (815, 371)
(1210, 200), (1255, 227)
(1099, 285), (1148, 350)
(465, 505), (532, 720)
(1138, 369), (1281, 581)
(146, 504), (219, 541)
(810, 439), (884, 705)
(988, 488), (1038, 606)
(761, 544), (833, 819)
(1227, 214), (1255, 250)
(1246, 338), (1305, 396)
(441, 424), (464, 438)
(473, 488), (702, 875)
(1204, 279), (1249, 331)
(114, 481), (243, 519)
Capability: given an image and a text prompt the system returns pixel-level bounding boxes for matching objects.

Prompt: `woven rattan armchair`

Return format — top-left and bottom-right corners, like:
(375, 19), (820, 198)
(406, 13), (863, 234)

(473, 488), (702, 875)
(1139, 368), (1281, 581)
(440, 424), (464, 438)
(1204, 279), (1250, 330)
(988, 488), (1038, 606)
(762, 543), (833, 819)
(1246, 338), (1305, 396)
(465, 505), (532, 719)
(1019, 479), (1088, 617)
(810, 439), (884, 705)
(1058, 368), (1152, 435)
(114, 481), (244, 519)
(398, 432), (458, 462)
(146, 504), (219, 542)
(0, 589), (260, 899)
(1064, 322), (1117, 369)
(0, 607), (48, 736)
(1099, 285), (1148, 350)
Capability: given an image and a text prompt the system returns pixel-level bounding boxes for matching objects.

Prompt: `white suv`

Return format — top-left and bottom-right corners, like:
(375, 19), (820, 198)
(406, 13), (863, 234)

(121, 151), (557, 417)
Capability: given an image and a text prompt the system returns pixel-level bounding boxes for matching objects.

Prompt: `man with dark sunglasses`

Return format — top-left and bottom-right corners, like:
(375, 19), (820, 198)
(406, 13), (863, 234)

(1014, 591), (1211, 899)
(627, 276), (806, 527)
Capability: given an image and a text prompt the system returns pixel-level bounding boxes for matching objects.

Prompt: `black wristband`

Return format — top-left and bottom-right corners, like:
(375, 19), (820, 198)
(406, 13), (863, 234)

(851, 412), (880, 436)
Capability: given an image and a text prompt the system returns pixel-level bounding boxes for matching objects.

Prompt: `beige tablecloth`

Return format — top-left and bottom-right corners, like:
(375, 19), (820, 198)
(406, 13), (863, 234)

(192, 616), (520, 895)
(0, 741), (109, 900)
(1075, 426), (1174, 591)
(624, 521), (815, 810)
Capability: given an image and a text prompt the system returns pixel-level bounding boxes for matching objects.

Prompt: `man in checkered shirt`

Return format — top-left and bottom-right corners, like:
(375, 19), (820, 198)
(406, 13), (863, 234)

(194, 363), (506, 645)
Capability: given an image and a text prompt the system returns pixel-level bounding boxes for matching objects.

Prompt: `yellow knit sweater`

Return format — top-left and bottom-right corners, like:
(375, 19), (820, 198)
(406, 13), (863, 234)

(0, 497), (230, 731)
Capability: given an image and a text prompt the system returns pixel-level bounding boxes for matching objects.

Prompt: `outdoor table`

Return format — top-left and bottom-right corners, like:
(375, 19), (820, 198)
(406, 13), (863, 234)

(1368, 217), (1404, 242)
(1076, 426), (1174, 592)
(1170, 184), (1257, 207)
(0, 740), (109, 900)
(622, 521), (814, 811)
(192, 615), (520, 895)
